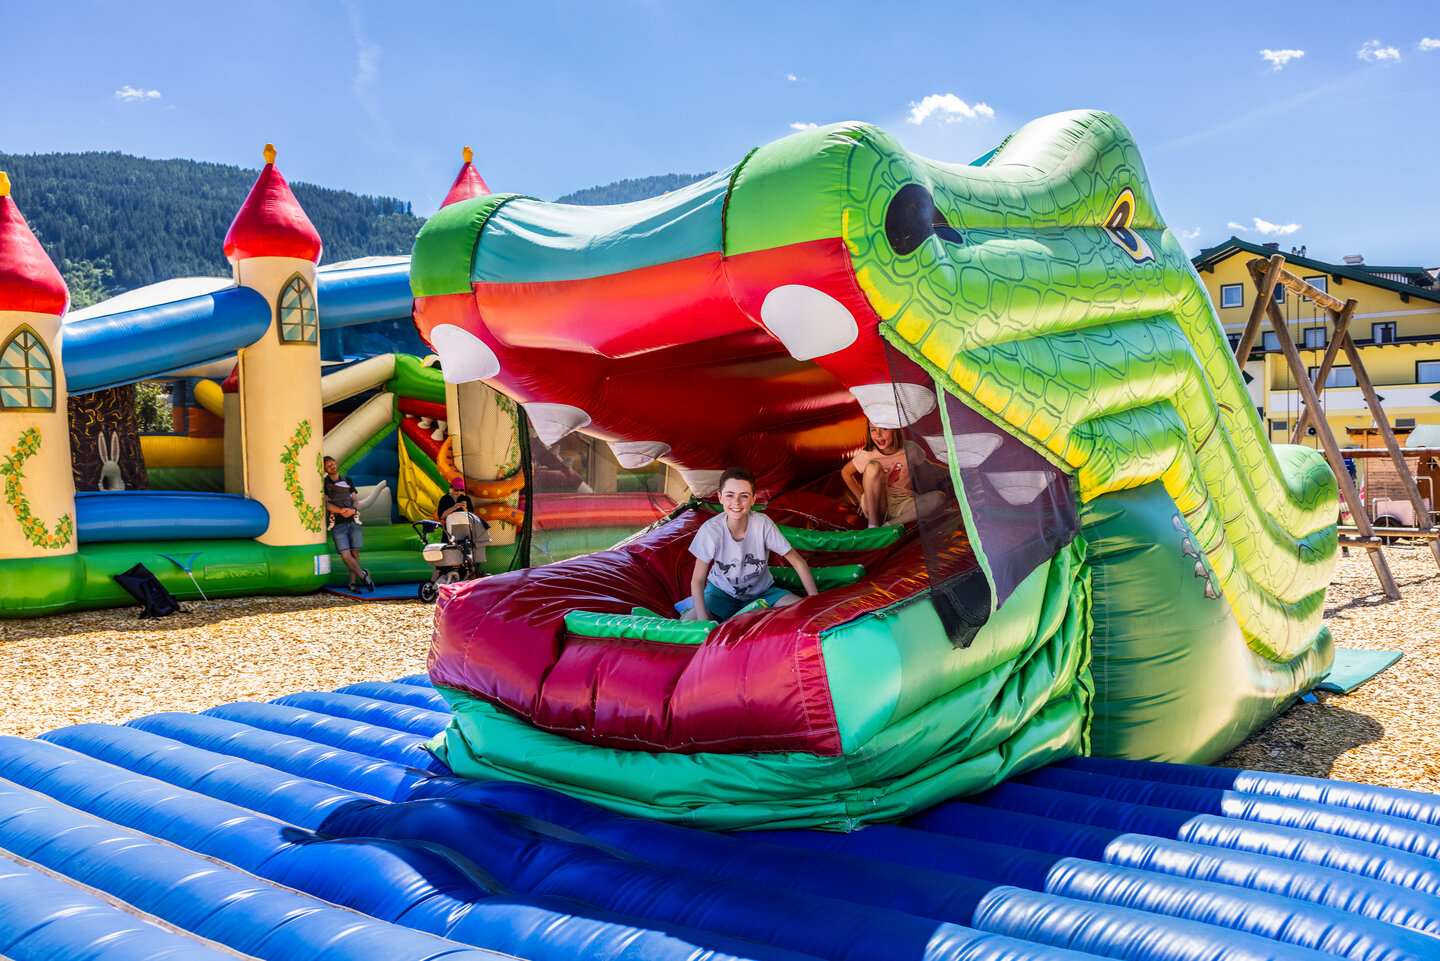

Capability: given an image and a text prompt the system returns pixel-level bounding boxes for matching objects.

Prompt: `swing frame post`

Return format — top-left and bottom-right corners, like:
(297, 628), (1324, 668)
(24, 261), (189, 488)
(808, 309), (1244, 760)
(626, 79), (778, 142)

(1246, 257), (1401, 599)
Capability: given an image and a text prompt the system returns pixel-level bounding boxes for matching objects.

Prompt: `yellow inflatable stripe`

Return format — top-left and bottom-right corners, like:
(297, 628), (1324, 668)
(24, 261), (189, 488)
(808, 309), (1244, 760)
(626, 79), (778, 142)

(140, 436), (224, 468)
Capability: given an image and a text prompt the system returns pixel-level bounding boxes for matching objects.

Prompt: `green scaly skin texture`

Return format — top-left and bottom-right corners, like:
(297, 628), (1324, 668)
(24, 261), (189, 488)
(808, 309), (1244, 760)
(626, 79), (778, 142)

(823, 112), (1335, 662)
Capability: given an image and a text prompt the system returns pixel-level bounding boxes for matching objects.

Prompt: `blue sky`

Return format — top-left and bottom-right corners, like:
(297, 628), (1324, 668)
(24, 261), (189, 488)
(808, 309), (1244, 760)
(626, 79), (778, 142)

(6, 1), (1438, 265)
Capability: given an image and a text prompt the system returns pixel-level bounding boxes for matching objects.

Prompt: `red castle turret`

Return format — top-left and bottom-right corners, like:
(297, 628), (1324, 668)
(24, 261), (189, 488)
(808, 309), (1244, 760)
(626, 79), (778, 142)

(223, 144), (322, 265)
(441, 146), (491, 208)
(0, 173), (68, 315)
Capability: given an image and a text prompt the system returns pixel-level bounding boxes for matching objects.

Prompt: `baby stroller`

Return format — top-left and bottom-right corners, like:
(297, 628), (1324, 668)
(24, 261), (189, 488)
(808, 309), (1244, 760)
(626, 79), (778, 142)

(415, 510), (490, 602)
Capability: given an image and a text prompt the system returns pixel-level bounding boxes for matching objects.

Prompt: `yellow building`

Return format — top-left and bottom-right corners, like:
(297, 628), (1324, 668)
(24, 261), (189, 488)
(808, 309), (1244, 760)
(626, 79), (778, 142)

(1192, 237), (1440, 448)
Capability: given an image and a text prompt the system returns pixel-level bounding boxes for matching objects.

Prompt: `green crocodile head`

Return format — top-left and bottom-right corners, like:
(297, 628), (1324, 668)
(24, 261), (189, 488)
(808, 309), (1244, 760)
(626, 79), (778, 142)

(728, 111), (1337, 661)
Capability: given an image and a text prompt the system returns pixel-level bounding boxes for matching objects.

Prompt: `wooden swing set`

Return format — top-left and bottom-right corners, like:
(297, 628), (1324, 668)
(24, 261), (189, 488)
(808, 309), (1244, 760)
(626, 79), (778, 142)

(1234, 253), (1440, 600)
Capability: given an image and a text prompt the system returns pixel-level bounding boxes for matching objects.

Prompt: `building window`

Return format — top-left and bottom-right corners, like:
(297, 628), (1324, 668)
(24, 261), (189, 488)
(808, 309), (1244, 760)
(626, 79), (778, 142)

(1220, 284), (1244, 309)
(1417, 361), (1440, 384)
(1302, 275), (1327, 301)
(1273, 284), (1285, 304)
(1227, 333), (1242, 350)
(1269, 420), (1288, 432)
(0, 326), (55, 411)
(1262, 331), (1280, 351)
(1373, 322), (1397, 344)
(1309, 366), (1357, 388)
(1302, 327), (1327, 350)
(277, 275), (318, 344)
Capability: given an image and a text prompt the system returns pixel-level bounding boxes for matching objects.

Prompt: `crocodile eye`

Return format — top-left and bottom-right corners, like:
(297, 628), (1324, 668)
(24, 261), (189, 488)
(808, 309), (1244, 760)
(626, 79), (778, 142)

(884, 183), (963, 256)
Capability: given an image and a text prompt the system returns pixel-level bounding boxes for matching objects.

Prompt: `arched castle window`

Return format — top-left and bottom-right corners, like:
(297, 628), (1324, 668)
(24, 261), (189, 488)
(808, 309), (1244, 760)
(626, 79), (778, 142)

(0, 326), (55, 411)
(277, 274), (318, 344)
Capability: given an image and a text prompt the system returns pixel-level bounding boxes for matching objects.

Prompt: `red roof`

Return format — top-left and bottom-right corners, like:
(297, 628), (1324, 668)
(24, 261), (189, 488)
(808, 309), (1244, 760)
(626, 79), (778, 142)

(0, 177), (68, 315)
(223, 145), (323, 264)
(441, 146), (491, 208)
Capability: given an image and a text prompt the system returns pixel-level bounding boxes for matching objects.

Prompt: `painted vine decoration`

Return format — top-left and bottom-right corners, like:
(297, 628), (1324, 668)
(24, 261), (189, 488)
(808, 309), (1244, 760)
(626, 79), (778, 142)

(280, 419), (324, 533)
(2, 427), (74, 549)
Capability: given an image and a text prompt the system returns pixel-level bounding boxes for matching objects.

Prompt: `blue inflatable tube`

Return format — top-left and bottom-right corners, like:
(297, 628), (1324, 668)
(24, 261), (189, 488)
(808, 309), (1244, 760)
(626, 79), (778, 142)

(970, 886), (1344, 961)
(1061, 756), (1440, 826)
(127, 712), (427, 801)
(0, 853), (238, 961)
(270, 690), (451, 736)
(316, 260), (414, 329)
(334, 679), (453, 712)
(1105, 834), (1440, 936)
(0, 775), (511, 961)
(1177, 814), (1440, 894)
(202, 700), (448, 771)
(75, 492), (269, 544)
(1015, 767), (1440, 859)
(63, 287), (271, 394)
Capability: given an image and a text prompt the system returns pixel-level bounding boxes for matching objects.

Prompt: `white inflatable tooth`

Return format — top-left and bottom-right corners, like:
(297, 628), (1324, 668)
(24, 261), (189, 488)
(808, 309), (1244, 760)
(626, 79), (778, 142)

(679, 469), (725, 498)
(417, 417), (434, 429)
(759, 284), (860, 360)
(849, 382), (936, 428)
(985, 470), (1050, 506)
(608, 440), (672, 469)
(430, 324), (501, 383)
(922, 434), (950, 464)
(949, 432), (1002, 468)
(430, 425), (446, 442)
(524, 403), (592, 447)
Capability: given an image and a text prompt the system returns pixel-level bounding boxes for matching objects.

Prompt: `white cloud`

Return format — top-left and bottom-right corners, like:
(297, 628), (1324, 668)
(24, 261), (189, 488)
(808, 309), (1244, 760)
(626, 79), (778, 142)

(1228, 217), (1301, 237)
(1420, 38), (1440, 52)
(342, 0), (389, 145)
(1179, 227), (1203, 241)
(907, 94), (994, 126)
(786, 73), (798, 81)
(1259, 48), (1304, 70)
(114, 85), (161, 102)
(789, 122), (817, 131)
(1358, 40), (1401, 62)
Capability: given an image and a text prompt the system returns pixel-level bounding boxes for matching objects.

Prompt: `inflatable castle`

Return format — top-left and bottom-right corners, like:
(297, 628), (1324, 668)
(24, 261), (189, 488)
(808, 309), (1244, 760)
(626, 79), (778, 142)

(0, 146), (679, 615)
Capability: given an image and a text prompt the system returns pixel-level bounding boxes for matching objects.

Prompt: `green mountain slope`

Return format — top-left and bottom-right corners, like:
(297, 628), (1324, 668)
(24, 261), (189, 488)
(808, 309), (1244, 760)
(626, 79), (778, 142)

(0, 151), (425, 300)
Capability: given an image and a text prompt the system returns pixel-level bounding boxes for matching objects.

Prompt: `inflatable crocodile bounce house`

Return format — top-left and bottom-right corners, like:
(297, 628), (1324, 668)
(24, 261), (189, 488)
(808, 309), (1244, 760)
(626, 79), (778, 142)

(411, 109), (1338, 830)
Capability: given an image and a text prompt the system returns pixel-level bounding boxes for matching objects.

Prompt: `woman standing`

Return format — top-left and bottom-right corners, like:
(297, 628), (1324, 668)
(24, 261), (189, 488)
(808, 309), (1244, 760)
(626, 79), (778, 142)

(323, 456), (374, 592)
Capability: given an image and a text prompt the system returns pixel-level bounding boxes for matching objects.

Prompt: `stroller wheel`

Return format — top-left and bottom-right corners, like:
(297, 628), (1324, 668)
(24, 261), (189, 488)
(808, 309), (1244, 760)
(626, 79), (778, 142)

(418, 581), (439, 603)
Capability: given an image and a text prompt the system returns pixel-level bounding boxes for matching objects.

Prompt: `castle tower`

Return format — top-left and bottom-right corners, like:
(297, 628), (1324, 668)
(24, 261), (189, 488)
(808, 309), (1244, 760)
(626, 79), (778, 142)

(0, 172), (77, 563)
(223, 145), (326, 548)
(435, 148), (520, 545)
(441, 146), (491, 207)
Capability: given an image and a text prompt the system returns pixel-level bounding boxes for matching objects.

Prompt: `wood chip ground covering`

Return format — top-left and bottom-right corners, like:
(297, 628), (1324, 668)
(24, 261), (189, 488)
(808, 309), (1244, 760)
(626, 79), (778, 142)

(2, 550), (1437, 796)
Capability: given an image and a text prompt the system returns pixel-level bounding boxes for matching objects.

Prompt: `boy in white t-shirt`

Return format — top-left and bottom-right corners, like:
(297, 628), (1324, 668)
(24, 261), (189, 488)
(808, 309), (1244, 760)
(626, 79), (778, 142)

(689, 467), (820, 622)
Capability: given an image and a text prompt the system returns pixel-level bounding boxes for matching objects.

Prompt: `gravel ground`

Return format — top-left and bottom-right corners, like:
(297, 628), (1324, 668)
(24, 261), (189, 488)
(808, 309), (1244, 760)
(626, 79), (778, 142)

(1215, 545), (1440, 793)
(2, 553), (1437, 795)
(0, 593), (433, 740)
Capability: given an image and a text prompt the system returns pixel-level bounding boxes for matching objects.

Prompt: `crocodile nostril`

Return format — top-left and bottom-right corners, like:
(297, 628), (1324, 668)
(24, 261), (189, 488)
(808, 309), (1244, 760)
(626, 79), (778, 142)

(884, 183), (963, 255)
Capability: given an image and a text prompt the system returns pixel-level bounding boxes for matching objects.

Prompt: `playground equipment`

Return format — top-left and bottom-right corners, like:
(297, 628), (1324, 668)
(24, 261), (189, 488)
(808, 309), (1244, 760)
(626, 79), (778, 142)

(5, 114), (1440, 961)
(0, 144), (693, 616)
(415, 111), (1340, 828)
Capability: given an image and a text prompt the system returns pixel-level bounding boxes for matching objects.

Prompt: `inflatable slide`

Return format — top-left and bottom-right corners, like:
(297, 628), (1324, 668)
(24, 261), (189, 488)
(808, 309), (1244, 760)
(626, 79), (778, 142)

(413, 110), (1339, 827)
